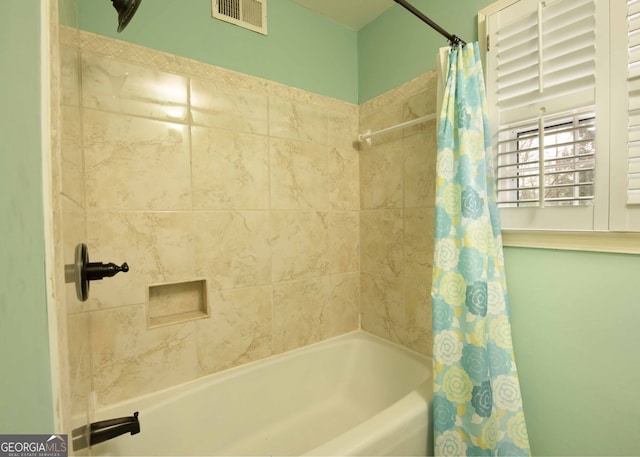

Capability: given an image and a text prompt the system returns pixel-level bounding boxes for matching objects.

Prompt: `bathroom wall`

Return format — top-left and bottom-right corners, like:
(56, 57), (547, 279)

(75, 32), (360, 407)
(358, 73), (438, 356)
(505, 248), (640, 456)
(77, 0), (358, 104)
(0, 0), (54, 433)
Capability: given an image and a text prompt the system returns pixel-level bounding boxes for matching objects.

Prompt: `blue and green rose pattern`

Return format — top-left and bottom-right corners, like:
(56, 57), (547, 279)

(431, 42), (531, 457)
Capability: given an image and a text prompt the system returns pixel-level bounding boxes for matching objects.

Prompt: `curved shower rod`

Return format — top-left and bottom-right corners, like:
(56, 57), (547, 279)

(392, 0), (466, 47)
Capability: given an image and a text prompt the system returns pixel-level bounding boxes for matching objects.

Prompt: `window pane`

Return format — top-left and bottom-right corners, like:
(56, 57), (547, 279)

(497, 111), (595, 208)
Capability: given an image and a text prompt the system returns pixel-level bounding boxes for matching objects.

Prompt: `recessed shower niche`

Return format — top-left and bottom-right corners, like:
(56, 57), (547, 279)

(147, 279), (209, 328)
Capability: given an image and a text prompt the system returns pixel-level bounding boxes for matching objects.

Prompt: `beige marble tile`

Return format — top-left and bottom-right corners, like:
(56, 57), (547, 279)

(186, 58), (270, 102)
(404, 88), (437, 120)
(61, 43), (81, 107)
(273, 277), (331, 353)
(327, 110), (359, 150)
(67, 311), (92, 417)
(404, 208), (435, 281)
(404, 126), (437, 209)
(327, 273), (360, 337)
(405, 279), (433, 356)
(269, 97), (328, 145)
(192, 127), (269, 210)
(328, 212), (359, 274)
(91, 304), (198, 407)
(60, 105), (84, 205)
(326, 110), (359, 211)
(196, 286), (272, 375)
(190, 79), (268, 134)
(356, 73), (440, 355)
(194, 211), (271, 290)
(359, 138), (403, 209)
(360, 209), (403, 277)
(270, 211), (329, 282)
(360, 72), (435, 117)
(83, 110), (192, 210)
(269, 138), (329, 210)
(86, 210), (196, 309)
(62, 30), (452, 404)
(77, 31), (358, 116)
(59, 23), (79, 46)
(359, 100), (404, 146)
(402, 85), (438, 137)
(360, 273), (405, 346)
(329, 145), (360, 211)
(287, 87), (357, 117)
(82, 52), (189, 123)
(60, 196), (86, 315)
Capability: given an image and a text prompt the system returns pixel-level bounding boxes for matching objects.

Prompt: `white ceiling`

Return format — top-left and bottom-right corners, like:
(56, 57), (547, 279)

(291, 0), (395, 31)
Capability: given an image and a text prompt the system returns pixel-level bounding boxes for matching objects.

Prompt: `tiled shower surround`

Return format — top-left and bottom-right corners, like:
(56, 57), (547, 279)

(359, 75), (437, 356)
(62, 30), (436, 410)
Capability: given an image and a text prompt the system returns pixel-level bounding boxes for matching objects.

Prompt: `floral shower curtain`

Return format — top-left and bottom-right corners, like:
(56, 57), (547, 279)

(431, 42), (531, 456)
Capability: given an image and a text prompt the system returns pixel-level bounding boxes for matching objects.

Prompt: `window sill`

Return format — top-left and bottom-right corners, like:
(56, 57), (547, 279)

(502, 230), (640, 254)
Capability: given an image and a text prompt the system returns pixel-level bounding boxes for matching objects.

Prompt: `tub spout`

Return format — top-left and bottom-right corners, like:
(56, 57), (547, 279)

(89, 412), (140, 446)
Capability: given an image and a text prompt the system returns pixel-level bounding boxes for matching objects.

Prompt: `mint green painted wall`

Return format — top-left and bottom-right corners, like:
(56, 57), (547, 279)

(358, 0), (495, 102)
(77, 0), (358, 103)
(505, 247), (640, 456)
(0, 0), (54, 433)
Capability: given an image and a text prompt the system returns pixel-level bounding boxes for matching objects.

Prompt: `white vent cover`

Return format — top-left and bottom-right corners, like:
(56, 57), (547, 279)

(212, 0), (267, 35)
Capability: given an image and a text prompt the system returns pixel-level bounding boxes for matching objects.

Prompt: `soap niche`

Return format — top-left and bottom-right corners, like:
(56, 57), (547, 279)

(147, 279), (209, 328)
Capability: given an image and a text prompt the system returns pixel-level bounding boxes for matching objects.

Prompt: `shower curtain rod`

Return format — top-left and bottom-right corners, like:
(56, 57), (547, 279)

(358, 113), (437, 144)
(392, 0), (466, 46)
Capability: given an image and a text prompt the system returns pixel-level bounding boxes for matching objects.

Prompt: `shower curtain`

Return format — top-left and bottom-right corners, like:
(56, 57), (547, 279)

(431, 42), (531, 456)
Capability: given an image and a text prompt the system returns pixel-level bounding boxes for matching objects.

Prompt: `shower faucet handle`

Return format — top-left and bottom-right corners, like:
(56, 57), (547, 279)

(85, 261), (129, 281)
(66, 243), (130, 302)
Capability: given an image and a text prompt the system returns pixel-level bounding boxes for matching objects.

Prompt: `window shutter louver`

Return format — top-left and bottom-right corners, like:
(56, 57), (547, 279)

(492, 0), (597, 212)
(496, 0), (595, 124)
(627, 0), (640, 204)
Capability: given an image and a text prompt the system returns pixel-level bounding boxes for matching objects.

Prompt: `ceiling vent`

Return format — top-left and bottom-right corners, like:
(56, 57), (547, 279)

(212, 0), (267, 35)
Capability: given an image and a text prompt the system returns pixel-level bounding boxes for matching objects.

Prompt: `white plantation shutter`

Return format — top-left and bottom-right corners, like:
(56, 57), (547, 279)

(627, 0), (640, 204)
(608, 0), (640, 231)
(485, 0), (606, 230)
(495, 0), (596, 125)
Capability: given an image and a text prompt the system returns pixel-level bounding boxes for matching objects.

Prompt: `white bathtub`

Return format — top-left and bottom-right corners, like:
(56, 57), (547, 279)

(90, 330), (433, 456)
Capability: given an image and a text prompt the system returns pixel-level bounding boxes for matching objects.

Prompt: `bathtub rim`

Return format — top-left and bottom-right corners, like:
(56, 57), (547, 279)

(89, 329), (433, 421)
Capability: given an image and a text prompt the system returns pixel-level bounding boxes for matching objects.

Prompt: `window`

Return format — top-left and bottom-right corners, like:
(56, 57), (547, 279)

(497, 111), (596, 208)
(481, 0), (640, 236)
